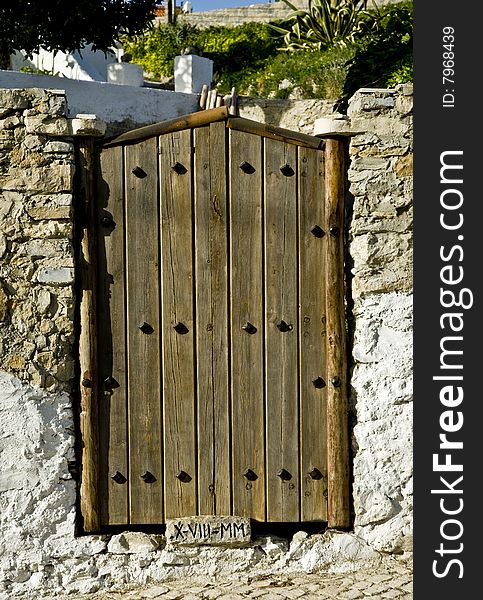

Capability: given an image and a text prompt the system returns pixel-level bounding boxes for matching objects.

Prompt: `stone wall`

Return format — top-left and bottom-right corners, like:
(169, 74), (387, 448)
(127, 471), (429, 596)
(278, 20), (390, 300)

(0, 85), (412, 599)
(346, 85), (413, 553)
(176, 1), (398, 29)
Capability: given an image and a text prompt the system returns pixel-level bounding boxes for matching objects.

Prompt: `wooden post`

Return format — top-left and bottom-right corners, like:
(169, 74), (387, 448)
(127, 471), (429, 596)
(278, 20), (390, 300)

(324, 137), (351, 529)
(77, 138), (100, 532)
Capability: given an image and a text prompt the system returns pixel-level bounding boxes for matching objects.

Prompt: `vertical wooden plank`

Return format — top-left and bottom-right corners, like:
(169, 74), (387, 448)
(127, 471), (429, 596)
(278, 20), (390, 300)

(97, 145), (129, 525)
(125, 138), (163, 523)
(160, 130), (197, 518)
(298, 146), (328, 522)
(325, 138), (350, 528)
(194, 123), (231, 516)
(229, 129), (265, 521)
(77, 139), (100, 532)
(264, 139), (299, 521)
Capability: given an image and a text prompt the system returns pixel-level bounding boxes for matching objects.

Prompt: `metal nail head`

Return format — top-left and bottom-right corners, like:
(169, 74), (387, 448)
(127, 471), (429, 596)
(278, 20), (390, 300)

(312, 377), (326, 389)
(311, 225), (325, 238)
(174, 322), (189, 335)
(277, 468), (292, 481)
(276, 320), (293, 332)
(141, 471), (157, 484)
(111, 471), (127, 484)
(243, 468), (258, 481)
(176, 470), (192, 483)
(242, 322), (257, 335)
(280, 163), (295, 177)
(132, 166), (147, 178)
(139, 322), (154, 334)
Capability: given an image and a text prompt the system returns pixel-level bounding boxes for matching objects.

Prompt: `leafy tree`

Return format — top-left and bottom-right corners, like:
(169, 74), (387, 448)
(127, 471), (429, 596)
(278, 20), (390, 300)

(0, 1), (157, 69)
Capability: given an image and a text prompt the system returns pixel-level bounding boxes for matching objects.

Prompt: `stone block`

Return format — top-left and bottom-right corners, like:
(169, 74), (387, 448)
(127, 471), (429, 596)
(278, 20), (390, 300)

(68, 114), (107, 137)
(44, 141), (74, 154)
(166, 515), (251, 547)
(24, 115), (70, 136)
(37, 267), (74, 285)
(107, 532), (163, 554)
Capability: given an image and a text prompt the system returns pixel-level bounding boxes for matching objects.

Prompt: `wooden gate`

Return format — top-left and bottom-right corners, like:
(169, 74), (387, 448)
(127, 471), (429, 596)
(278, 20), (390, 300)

(76, 107), (349, 532)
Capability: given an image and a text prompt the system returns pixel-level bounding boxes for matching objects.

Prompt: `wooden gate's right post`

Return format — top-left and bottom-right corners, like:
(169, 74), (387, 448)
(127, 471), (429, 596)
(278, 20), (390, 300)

(324, 137), (351, 529)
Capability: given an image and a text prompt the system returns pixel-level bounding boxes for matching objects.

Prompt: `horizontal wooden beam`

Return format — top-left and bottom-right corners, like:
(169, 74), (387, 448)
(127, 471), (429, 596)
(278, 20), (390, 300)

(226, 117), (324, 150)
(103, 106), (230, 148)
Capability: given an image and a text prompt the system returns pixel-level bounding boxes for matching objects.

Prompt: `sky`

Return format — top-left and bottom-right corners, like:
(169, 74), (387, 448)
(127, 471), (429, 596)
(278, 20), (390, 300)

(181, 0), (274, 11)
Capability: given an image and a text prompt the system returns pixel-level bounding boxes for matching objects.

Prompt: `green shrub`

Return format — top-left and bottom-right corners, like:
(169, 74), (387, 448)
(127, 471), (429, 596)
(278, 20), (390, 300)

(122, 22), (200, 79)
(339, 1), (413, 108)
(271, 0), (378, 51)
(248, 44), (355, 99)
(198, 22), (281, 94)
(121, 2), (413, 108)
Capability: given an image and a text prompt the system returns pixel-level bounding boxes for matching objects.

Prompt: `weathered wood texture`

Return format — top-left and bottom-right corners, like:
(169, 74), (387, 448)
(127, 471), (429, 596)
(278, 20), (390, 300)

(194, 123), (231, 516)
(159, 130), (197, 518)
(229, 129), (265, 521)
(125, 138), (164, 523)
(264, 139), (299, 521)
(77, 139), (101, 532)
(91, 117), (348, 526)
(97, 145), (129, 525)
(298, 146), (328, 522)
(324, 138), (350, 529)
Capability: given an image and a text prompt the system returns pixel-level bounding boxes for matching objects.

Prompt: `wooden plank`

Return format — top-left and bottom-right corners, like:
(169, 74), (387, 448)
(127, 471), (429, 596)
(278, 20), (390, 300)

(194, 123), (231, 516)
(125, 138), (163, 523)
(160, 129), (197, 518)
(77, 139), (100, 532)
(298, 146), (328, 522)
(97, 145), (129, 525)
(264, 139), (299, 522)
(229, 129), (265, 521)
(324, 138), (350, 529)
(103, 107), (229, 148)
(226, 118), (324, 150)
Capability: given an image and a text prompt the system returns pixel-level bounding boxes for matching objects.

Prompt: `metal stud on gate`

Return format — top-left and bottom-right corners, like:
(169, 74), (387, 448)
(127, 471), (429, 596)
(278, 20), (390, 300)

(101, 215), (113, 227)
(177, 470), (192, 483)
(239, 161), (256, 174)
(243, 468), (258, 481)
(141, 471), (157, 484)
(329, 225), (340, 237)
(308, 467), (323, 480)
(139, 322), (154, 334)
(81, 378), (92, 388)
(276, 320), (293, 333)
(311, 225), (325, 238)
(331, 376), (341, 388)
(132, 166), (147, 178)
(111, 471), (127, 484)
(103, 376), (117, 389)
(171, 161), (187, 175)
(174, 322), (189, 335)
(312, 376), (326, 389)
(277, 468), (292, 481)
(242, 322), (257, 335)
(280, 163), (295, 177)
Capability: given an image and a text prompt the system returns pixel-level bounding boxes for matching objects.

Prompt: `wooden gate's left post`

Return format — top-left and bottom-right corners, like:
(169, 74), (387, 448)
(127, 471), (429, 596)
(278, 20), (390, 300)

(77, 138), (101, 532)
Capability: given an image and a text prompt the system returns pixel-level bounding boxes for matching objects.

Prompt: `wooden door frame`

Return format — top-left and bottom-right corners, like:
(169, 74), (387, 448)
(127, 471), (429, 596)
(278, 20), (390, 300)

(75, 115), (350, 533)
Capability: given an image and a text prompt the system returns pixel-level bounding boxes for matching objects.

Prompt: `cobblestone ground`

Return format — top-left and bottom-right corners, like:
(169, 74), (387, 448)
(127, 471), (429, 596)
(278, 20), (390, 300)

(56, 562), (412, 600)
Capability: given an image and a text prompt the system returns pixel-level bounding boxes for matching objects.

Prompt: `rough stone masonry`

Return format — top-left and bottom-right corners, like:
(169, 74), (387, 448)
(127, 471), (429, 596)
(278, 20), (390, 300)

(0, 85), (412, 598)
